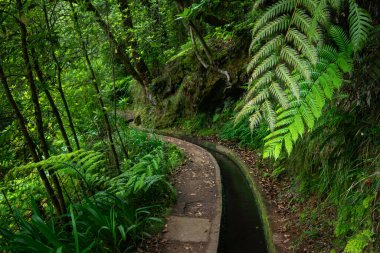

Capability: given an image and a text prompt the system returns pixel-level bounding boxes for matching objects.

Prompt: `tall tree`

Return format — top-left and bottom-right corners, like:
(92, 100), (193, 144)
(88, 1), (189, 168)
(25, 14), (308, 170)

(16, 0), (67, 215)
(0, 64), (62, 216)
(81, 0), (152, 100)
(31, 48), (73, 153)
(69, 0), (120, 173)
(42, 0), (80, 150)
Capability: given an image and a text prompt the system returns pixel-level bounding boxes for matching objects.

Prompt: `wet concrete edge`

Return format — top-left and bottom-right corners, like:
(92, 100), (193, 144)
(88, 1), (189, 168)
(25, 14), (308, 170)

(200, 141), (276, 253)
(144, 128), (274, 252)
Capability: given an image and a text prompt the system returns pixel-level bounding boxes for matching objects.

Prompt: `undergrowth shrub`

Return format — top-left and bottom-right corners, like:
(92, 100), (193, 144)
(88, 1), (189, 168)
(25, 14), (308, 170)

(219, 119), (268, 150)
(0, 129), (184, 252)
(0, 194), (162, 253)
(284, 103), (379, 251)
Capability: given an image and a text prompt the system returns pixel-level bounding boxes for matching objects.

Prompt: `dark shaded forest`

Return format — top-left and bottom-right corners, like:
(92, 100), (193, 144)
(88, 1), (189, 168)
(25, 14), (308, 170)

(0, 0), (379, 252)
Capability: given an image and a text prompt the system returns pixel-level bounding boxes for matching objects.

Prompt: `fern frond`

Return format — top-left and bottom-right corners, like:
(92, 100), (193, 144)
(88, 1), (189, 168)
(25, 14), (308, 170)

(264, 128), (289, 140)
(307, 0), (330, 31)
(248, 35), (284, 71)
(308, 84), (326, 118)
(299, 104), (315, 129)
(262, 100), (276, 131)
(250, 88), (270, 106)
(235, 102), (258, 125)
(263, 137), (283, 159)
(252, 0), (297, 35)
(249, 110), (263, 130)
(251, 54), (279, 79)
(277, 107), (298, 120)
(284, 133), (293, 155)
(247, 71), (274, 99)
(251, 15), (290, 47)
(293, 9), (311, 35)
(293, 113), (305, 136)
(286, 28), (318, 64)
(301, 0), (318, 15)
(329, 26), (351, 54)
(275, 64), (300, 98)
(348, 0), (373, 53)
(319, 45), (338, 62)
(280, 46), (311, 80)
(319, 74), (333, 99)
(269, 82), (289, 108)
(326, 64), (343, 88)
(275, 117), (295, 128)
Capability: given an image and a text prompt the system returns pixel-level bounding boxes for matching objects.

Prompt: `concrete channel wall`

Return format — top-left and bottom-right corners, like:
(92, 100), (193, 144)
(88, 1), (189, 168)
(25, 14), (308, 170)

(200, 141), (276, 253)
(149, 129), (276, 252)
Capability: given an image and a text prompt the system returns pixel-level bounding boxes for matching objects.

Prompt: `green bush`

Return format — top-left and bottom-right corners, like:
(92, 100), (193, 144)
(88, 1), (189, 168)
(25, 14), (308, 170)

(0, 129), (184, 252)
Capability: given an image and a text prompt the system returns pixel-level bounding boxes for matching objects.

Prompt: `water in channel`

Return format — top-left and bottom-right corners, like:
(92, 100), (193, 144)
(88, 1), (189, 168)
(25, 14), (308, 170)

(178, 136), (268, 253)
(210, 150), (267, 253)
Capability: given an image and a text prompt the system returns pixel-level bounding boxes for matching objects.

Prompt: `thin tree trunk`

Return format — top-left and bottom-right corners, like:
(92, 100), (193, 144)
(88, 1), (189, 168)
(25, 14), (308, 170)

(0, 64), (62, 216)
(105, 4), (129, 160)
(117, 0), (151, 80)
(190, 27), (209, 68)
(69, 0), (120, 173)
(175, 0), (231, 84)
(17, 0), (67, 215)
(42, 2), (80, 150)
(31, 49), (73, 152)
(83, 0), (150, 97)
(57, 81), (81, 150)
(188, 21), (214, 65)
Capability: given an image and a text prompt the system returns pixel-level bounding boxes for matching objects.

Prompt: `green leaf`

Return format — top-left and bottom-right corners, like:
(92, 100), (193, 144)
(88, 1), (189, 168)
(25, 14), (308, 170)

(284, 133), (293, 155)
(294, 113), (304, 136)
(349, 0), (373, 53)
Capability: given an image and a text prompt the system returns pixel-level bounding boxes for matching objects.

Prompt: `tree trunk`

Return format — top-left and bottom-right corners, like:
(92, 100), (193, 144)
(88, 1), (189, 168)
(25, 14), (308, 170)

(69, 0), (120, 173)
(31, 49), (73, 153)
(0, 64), (62, 216)
(42, 2), (80, 150)
(175, 0), (231, 85)
(188, 21), (214, 65)
(117, 0), (151, 81)
(17, 0), (67, 215)
(83, 0), (150, 97)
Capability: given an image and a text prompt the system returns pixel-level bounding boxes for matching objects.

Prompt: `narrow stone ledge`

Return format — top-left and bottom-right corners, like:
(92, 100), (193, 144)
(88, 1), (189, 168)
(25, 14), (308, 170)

(160, 136), (222, 253)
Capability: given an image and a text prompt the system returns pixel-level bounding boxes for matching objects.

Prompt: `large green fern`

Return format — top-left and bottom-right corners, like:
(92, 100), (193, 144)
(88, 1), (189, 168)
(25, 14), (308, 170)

(5, 150), (107, 195)
(238, 0), (330, 130)
(237, 0), (373, 159)
(263, 26), (353, 159)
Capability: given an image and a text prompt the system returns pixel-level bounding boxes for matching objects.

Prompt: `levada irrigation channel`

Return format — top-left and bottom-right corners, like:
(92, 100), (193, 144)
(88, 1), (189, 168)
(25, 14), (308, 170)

(178, 136), (268, 253)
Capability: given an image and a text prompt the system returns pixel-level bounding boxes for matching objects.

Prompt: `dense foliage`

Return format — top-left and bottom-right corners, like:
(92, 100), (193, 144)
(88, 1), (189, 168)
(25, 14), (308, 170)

(0, 0), (378, 252)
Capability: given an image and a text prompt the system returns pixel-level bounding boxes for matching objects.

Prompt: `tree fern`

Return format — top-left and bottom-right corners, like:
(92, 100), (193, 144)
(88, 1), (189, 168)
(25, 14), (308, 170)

(263, 27), (353, 159)
(239, 0), (372, 160)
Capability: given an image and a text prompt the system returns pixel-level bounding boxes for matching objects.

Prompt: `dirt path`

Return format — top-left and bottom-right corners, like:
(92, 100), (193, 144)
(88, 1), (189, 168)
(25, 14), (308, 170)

(150, 136), (222, 253)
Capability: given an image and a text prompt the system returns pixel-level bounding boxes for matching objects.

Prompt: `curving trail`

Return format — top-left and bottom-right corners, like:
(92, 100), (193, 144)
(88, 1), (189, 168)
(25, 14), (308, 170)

(157, 136), (222, 253)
